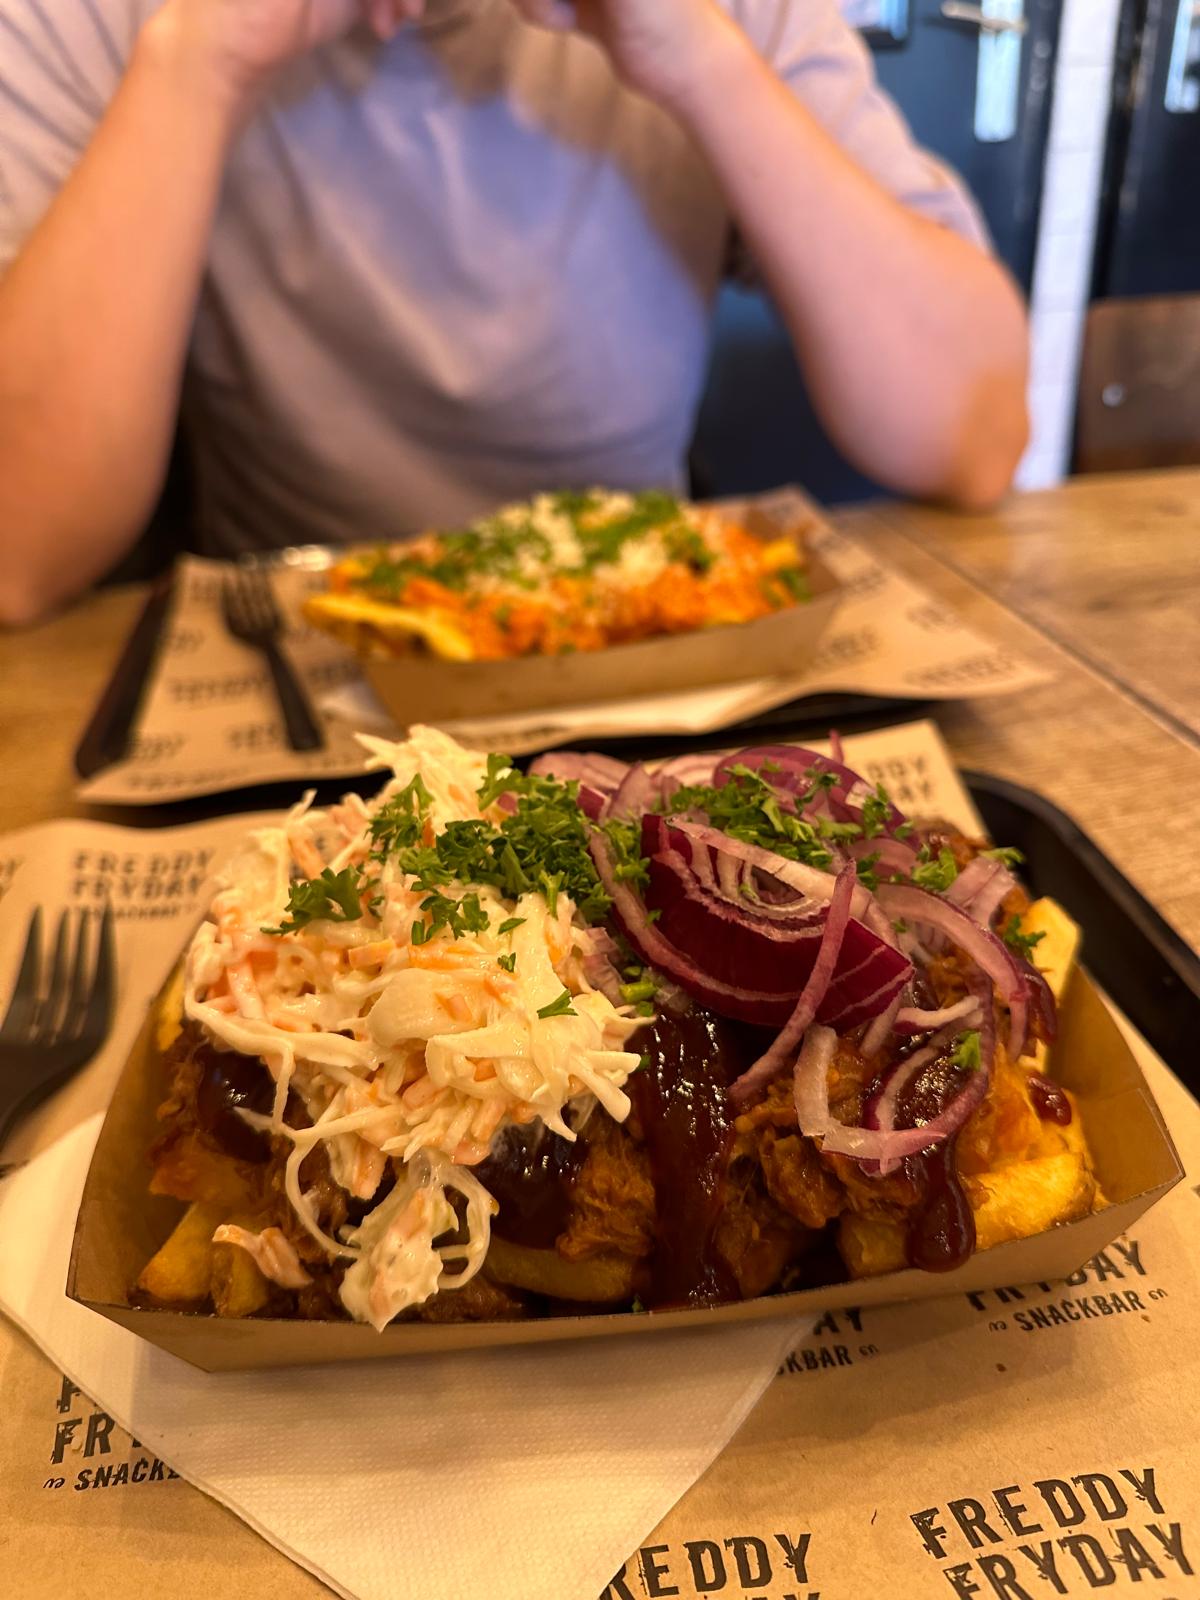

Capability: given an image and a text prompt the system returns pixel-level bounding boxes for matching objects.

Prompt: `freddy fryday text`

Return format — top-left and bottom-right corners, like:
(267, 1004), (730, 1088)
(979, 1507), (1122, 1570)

(912, 1466), (1191, 1596)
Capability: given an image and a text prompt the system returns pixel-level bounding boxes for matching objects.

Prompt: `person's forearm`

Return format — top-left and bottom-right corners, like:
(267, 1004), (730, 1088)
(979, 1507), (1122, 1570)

(0, 17), (242, 624)
(668, 20), (1029, 507)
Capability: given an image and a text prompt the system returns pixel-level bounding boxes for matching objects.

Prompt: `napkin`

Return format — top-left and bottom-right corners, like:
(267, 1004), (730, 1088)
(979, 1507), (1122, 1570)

(320, 674), (798, 751)
(0, 1120), (808, 1600)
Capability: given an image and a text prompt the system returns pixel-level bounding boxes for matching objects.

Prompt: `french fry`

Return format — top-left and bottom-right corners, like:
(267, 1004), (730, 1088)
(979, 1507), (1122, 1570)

(302, 591), (473, 661)
(837, 1215), (907, 1279)
(135, 1201), (225, 1305)
(965, 1151), (1096, 1253)
(155, 965), (186, 1054)
(484, 1237), (637, 1302)
(149, 1134), (265, 1212)
(1021, 897), (1081, 1002)
(211, 1233), (272, 1319)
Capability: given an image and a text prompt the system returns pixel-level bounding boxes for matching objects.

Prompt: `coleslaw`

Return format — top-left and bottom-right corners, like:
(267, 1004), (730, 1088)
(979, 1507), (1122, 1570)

(183, 726), (646, 1330)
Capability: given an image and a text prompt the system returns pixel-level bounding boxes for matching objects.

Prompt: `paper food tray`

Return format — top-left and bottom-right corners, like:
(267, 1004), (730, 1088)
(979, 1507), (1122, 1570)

(359, 514), (841, 725)
(67, 962), (1181, 1372)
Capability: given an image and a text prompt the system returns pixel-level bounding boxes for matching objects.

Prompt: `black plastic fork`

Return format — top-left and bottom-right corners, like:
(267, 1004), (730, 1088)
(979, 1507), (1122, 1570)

(0, 904), (116, 1161)
(221, 567), (324, 752)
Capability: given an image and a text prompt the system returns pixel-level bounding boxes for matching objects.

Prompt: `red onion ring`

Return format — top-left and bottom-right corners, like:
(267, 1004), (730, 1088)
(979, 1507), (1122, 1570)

(876, 883), (1030, 1061)
(729, 864), (857, 1106)
(894, 995), (983, 1035)
(589, 833), (797, 1021)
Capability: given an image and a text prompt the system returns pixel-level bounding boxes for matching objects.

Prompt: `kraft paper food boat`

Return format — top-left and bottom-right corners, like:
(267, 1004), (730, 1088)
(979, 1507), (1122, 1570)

(68, 961), (1182, 1372)
(355, 507), (843, 726)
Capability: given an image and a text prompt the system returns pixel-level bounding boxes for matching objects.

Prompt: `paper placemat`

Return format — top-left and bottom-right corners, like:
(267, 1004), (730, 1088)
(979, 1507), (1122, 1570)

(77, 493), (1050, 806)
(11, 719), (1192, 1600)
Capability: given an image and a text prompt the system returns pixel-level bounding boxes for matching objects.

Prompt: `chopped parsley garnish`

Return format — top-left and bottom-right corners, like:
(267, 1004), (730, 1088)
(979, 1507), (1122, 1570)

(603, 818), (650, 888)
(411, 890), (490, 945)
(951, 1030), (983, 1072)
(368, 774), (433, 858)
(856, 851), (881, 891)
(377, 757), (611, 930)
(537, 990), (577, 1019)
(859, 784), (894, 840)
(571, 490), (685, 573)
(664, 522), (716, 574)
(983, 846), (1025, 868)
(671, 766), (835, 873)
(355, 489), (694, 602)
(497, 916), (526, 936)
(1002, 915), (1046, 961)
(911, 845), (959, 893)
(497, 952), (517, 974)
(265, 867), (365, 935)
(762, 565), (811, 606)
(619, 979), (657, 1004)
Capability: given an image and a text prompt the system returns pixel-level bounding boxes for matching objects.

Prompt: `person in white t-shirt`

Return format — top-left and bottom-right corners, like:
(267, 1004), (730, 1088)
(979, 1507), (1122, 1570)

(0, 0), (1029, 622)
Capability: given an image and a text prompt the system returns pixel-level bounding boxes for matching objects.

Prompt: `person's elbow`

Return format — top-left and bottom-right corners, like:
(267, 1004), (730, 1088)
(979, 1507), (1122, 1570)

(0, 578), (65, 628)
(937, 275), (1031, 511)
(0, 509), (110, 627)
(937, 378), (1030, 512)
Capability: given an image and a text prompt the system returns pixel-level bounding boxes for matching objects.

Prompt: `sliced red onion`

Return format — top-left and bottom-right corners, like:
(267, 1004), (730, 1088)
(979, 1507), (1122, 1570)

(579, 786), (609, 821)
(667, 819), (859, 917)
(829, 730), (845, 764)
(894, 994), (983, 1035)
(645, 848), (826, 1016)
(589, 833), (797, 1022)
(581, 927), (625, 1006)
(656, 753), (721, 787)
(1021, 958), (1058, 1043)
(639, 817), (911, 1027)
(860, 1020), (968, 1172)
(530, 751), (629, 792)
(792, 1024), (838, 1137)
(582, 952), (624, 1005)
(829, 996), (995, 1170)
(948, 856), (1017, 929)
(729, 864), (857, 1105)
(716, 847), (742, 901)
(689, 839), (717, 891)
(716, 746), (907, 835)
(876, 883), (1029, 1061)
(818, 933), (912, 1030)
(609, 763), (665, 822)
(861, 993), (902, 1059)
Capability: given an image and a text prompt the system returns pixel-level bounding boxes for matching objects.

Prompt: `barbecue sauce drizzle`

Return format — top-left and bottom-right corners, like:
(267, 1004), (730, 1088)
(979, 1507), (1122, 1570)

(475, 1128), (587, 1249)
(629, 1008), (746, 1309)
(1028, 1071), (1073, 1125)
(895, 1050), (976, 1273)
(194, 1040), (275, 1162)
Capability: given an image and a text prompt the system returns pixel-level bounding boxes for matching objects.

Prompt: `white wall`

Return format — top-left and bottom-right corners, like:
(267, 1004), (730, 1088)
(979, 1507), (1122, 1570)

(1017, 0), (1124, 487)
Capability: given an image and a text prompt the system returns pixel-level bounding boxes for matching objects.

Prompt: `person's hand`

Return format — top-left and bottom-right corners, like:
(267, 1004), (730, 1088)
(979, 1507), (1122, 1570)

(143, 0), (421, 112)
(505, 0), (744, 112)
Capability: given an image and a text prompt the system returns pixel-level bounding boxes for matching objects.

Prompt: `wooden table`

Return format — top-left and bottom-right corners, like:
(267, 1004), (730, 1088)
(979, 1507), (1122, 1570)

(4, 468), (1199, 946)
(2, 468), (1199, 1600)
(855, 466), (1200, 748)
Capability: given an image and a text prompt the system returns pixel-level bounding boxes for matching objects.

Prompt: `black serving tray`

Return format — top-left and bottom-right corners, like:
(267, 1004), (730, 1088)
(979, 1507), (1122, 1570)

(965, 771), (1200, 1097)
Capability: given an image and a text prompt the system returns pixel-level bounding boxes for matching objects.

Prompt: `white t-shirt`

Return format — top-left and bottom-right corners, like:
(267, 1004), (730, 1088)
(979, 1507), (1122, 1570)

(0, 0), (986, 552)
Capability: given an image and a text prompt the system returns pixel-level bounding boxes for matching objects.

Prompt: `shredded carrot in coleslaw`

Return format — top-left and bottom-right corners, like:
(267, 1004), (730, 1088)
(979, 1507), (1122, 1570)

(183, 726), (647, 1330)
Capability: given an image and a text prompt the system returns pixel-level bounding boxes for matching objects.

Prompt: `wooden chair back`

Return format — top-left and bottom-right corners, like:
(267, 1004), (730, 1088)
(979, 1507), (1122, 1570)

(1075, 294), (1200, 475)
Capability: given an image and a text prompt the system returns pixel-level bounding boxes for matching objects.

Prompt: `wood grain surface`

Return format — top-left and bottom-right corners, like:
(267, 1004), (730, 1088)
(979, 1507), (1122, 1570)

(2, 472), (1199, 952)
(860, 467), (1200, 749)
(1, 471), (1199, 1600)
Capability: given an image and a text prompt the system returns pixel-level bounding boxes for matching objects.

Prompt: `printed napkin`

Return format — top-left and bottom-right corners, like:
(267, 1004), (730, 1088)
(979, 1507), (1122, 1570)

(76, 498), (1051, 804)
(0, 1124), (806, 1600)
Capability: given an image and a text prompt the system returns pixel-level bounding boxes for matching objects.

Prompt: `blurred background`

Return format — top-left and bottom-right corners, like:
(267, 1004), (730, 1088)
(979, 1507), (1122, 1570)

(696, 0), (1200, 501)
(132, 0), (1200, 577)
